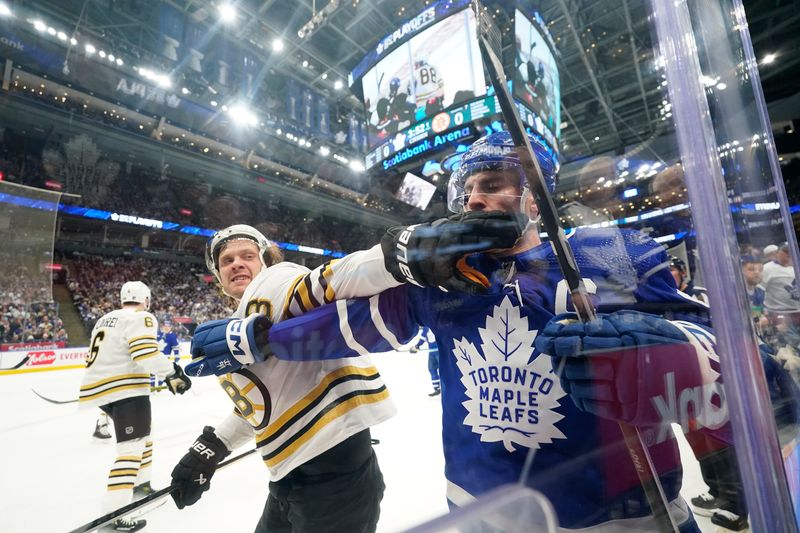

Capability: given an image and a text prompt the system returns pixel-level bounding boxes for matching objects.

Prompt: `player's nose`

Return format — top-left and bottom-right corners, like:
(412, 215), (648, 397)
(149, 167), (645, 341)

(466, 191), (488, 212)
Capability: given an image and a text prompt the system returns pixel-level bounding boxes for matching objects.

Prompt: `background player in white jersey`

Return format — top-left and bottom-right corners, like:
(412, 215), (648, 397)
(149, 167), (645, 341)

(412, 59), (445, 119)
(170, 219), (520, 532)
(79, 281), (192, 532)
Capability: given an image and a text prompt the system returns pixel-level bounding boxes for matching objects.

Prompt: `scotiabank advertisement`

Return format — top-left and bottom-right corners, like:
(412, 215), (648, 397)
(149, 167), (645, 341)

(0, 347), (88, 373)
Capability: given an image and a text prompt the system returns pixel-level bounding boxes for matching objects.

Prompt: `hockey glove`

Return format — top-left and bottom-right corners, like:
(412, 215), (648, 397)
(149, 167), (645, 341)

(165, 362), (192, 394)
(170, 426), (231, 509)
(535, 310), (715, 426)
(186, 314), (273, 377)
(381, 210), (523, 294)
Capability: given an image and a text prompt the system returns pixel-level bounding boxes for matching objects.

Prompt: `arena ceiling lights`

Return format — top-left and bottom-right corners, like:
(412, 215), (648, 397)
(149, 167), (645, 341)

(217, 3), (237, 24)
(227, 104), (258, 127)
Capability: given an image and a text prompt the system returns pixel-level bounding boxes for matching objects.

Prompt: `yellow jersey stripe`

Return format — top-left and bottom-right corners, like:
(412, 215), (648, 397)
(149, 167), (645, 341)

(321, 261), (337, 303)
(256, 366), (379, 443)
(115, 456), (142, 463)
(131, 349), (160, 361)
(293, 275), (316, 314)
(107, 483), (135, 491)
(264, 388), (390, 467)
(109, 469), (140, 477)
(282, 274), (306, 320)
(79, 383), (150, 401)
(81, 374), (150, 391)
(128, 335), (157, 344)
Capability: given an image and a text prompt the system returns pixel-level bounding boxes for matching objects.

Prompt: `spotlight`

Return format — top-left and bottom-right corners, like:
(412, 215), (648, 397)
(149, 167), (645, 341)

(218, 4), (237, 23)
(272, 39), (284, 52)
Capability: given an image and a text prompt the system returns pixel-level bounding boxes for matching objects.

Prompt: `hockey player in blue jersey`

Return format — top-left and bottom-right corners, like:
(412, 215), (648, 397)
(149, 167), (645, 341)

(157, 322), (180, 358)
(188, 132), (728, 531)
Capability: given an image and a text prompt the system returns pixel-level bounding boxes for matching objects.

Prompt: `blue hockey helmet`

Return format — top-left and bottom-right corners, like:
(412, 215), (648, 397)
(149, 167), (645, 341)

(446, 131), (558, 213)
(389, 77), (401, 95)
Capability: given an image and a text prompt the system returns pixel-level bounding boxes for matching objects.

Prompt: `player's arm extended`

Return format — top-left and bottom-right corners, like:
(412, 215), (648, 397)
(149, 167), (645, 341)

(271, 286), (420, 361)
(186, 287), (419, 376)
(282, 211), (522, 320)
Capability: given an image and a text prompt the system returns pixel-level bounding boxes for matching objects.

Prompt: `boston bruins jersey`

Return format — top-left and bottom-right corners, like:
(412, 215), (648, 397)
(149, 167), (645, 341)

(79, 308), (174, 409)
(214, 246), (400, 481)
(413, 61), (444, 107)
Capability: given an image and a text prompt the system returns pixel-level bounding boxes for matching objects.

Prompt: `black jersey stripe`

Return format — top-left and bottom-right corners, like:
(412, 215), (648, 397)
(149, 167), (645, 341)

(317, 262), (335, 304)
(256, 372), (382, 448)
(81, 374), (150, 391)
(79, 382), (151, 401)
(260, 385), (388, 461)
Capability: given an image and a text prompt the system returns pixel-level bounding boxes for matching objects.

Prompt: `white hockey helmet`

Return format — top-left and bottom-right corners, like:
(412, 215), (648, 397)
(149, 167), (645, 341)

(205, 224), (274, 283)
(120, 281), (151, 310)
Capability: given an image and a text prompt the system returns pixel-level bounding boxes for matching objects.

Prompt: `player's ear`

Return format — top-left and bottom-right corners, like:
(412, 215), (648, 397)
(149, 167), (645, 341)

(523, 189), (538, 220)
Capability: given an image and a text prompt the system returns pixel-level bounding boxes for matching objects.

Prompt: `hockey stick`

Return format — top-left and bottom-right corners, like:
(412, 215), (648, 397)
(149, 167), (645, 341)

(32, 386), (169, 405)
(471, 3), (677, 532)
(67, 447), (259, 533)
(0, 354), (29, 371)
(31, 388), (78, 404)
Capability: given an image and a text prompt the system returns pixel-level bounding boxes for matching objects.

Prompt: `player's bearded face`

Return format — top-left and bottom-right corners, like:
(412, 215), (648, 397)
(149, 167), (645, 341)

(463, 170), (524, 214)
(218, 240), (263, 299)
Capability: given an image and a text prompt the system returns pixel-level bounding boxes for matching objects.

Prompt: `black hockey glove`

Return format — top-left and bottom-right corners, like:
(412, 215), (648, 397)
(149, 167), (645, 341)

(165, 362), (192, 394)
(381, 210), (524, 294)
(170, 426), (230, 509)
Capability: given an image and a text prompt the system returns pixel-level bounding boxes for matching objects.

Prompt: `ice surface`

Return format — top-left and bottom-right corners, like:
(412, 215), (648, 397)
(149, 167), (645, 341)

(1, 349), (717, 532)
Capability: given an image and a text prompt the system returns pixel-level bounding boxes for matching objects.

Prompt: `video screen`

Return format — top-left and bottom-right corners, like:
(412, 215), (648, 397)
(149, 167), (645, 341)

(361, 8), (486, 150)
(395, 172), (437, 210)
(514, 10), (560, 143)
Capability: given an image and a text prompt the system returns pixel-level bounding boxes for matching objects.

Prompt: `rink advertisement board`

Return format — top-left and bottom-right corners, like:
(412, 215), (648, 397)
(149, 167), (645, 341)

(0, 342), (192, 375)
(0, 346), (88, 374)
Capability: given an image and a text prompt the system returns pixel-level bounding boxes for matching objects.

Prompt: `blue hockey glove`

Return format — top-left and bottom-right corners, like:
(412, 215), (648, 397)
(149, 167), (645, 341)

(186, 314), (272, 377)
(535, 310), (705, 426)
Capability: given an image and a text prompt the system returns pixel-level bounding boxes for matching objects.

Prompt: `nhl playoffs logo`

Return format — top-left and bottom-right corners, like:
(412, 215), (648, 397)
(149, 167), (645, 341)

(453, 296), (567, 452)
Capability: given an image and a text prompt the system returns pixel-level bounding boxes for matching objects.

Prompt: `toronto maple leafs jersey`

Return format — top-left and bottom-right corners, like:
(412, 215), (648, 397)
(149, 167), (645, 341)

(79, 308), (175, 408)
(266, 228), (723, 529)
(211, 245), (400, 481)
(157, 330), (180, 355)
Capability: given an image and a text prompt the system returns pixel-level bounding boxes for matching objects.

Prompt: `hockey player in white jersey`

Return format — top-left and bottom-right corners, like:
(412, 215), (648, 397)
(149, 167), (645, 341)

(79, 281), (192, 532)
(412, 59), (445, 119)
(170, 218), (521, 532)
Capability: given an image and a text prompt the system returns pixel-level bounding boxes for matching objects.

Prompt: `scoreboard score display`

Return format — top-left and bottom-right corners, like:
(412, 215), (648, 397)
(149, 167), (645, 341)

(366, 93), (557, 170)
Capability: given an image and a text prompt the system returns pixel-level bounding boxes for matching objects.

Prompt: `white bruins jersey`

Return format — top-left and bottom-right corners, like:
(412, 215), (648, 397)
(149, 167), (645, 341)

(215, 245), (399, 481)
(413, 62), (444, 106)
(79, 308), (174, 408)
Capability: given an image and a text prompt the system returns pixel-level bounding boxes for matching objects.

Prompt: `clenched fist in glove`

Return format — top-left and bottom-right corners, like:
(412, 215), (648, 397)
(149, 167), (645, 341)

(171, 426), (231, 509)
(185, 314), (272, 377)
(165, 362), (192, 394)
(534, 310), (718, 427)
(381, 210), (524, 294)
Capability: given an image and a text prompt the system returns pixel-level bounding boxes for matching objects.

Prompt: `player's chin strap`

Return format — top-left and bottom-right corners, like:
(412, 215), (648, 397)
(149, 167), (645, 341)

(65, 448), (258, 533)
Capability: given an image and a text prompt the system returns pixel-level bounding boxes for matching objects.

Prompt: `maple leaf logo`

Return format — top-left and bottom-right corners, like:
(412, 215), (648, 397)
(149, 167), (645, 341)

(454, 296), (567, 452)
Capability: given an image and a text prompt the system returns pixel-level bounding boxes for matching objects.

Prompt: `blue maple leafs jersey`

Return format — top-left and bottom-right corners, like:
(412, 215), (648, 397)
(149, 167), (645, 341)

(157, 330), (179, 355)
(267, 228), (720, 529)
